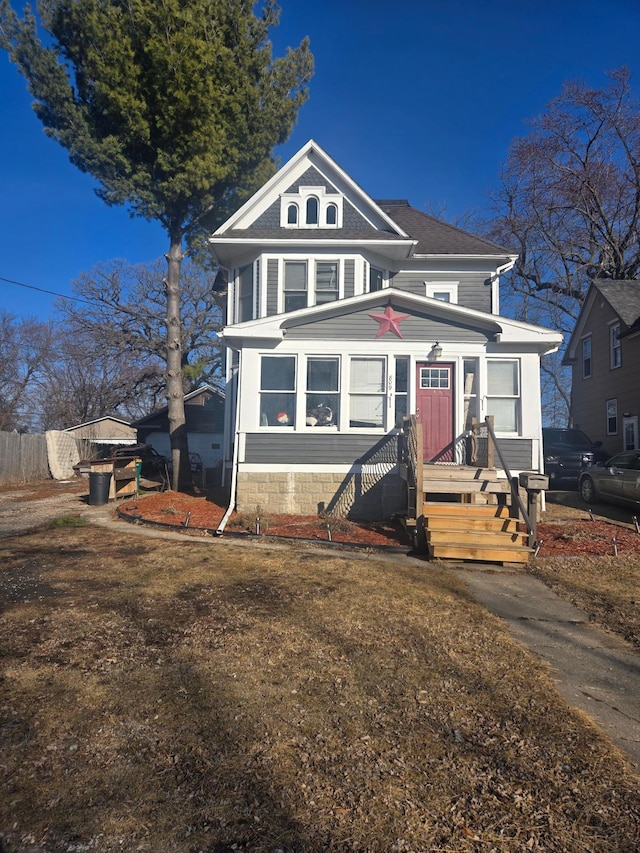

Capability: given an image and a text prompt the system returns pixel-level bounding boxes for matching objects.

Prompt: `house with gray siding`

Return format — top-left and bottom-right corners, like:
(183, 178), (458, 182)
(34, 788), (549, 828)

(563, 280), (640, 454)
(209, 140), (562, 519)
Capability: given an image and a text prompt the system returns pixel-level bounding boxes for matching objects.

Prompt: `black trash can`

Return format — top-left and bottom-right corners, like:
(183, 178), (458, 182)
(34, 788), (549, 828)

(89, 471), (112, 506)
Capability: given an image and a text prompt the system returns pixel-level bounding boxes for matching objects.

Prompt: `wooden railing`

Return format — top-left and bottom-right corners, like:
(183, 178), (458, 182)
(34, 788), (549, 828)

(468, 417), (495, 468)
(400, 415), (532, 535)
(483, 416), (533, 536)
(400, 415), (423, 522)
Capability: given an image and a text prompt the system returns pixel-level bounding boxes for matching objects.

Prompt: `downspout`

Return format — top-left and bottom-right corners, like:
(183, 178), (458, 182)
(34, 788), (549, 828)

(216, 349), (242, 535)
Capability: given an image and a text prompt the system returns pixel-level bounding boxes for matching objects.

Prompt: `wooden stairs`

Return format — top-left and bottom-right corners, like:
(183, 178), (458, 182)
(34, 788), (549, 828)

(422, 501), (532, 564)
(415, 465), (533, 564)
(399, 417), (537, 565)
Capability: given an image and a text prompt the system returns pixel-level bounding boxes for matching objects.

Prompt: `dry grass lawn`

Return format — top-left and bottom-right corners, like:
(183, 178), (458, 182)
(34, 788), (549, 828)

(1, 525), (639, 852)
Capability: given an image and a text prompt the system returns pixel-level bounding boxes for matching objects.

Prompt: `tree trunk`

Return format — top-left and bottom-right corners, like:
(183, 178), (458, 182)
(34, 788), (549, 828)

(165, 236), (190, 491)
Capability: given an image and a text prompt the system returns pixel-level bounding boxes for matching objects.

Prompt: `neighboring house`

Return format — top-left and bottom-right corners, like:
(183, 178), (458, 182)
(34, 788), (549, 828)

(209, 140), (562, 519)
(64, 416), (137, 448)
(563, 279), (640, 454)
(133, 385), (225, 476)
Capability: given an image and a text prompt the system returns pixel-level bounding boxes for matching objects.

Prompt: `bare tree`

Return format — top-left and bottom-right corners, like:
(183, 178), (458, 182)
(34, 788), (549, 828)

(485, 67), (640, 424)
(32, 328), (164, 431)
(0, 312), (57, 431)
(58, 257), (224, 405)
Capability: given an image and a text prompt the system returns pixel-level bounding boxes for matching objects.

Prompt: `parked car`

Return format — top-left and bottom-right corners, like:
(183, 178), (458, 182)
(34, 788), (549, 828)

(542, 428), (609, 488)
(579, 451), (640, 508)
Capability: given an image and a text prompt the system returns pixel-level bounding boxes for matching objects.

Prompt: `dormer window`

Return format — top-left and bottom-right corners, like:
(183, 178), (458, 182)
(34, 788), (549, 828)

(287, 203), (298, 225)
(280, 186), (343, 228)
(306, 196), (319, 224)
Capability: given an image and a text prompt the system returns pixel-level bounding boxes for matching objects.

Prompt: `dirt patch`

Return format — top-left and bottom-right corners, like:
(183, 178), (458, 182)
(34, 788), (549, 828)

(0, 478), (86, 501)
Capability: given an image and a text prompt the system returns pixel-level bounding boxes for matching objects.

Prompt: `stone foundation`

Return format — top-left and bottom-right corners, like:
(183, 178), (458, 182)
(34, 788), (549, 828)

(236, 467), (406, 520)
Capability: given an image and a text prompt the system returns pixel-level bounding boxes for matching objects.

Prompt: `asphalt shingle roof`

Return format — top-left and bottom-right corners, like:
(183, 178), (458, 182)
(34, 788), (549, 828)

(376, 200), (513, 256)
(592, 279), (640, 328)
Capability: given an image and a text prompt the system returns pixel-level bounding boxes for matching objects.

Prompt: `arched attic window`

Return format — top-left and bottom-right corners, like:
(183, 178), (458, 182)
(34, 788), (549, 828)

(287, 203), (298, 225)
(325, 203), (337, 225)
(306, 196), (319, 225)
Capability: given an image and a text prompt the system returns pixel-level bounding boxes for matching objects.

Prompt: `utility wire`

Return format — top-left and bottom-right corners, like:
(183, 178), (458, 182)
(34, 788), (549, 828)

(0, 274), (95, 306)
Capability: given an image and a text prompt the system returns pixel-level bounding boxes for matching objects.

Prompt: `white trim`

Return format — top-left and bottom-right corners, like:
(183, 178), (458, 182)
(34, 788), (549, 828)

(213, 140), (410, 236)
(280, 185), (343, 229)
(425, 281), (458, 304)
(240, 462), (399, 474)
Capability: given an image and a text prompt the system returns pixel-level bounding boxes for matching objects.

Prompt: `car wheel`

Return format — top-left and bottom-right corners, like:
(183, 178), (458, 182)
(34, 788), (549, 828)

(580, 476), (598, 504)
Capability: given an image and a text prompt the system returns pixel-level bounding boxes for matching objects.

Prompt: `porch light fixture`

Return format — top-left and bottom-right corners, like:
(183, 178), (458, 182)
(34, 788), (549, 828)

(430, 341), (443, 360)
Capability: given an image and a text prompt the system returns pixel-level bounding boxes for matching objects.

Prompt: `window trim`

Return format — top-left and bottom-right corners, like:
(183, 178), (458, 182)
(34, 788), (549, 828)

(283, 260), (308, 312)
(305, 355), (340, 429)
(349, 356), (388, 430)
(610, 322), (621, 369)
(425, 281), (458, 304)
(259, 355), (297, 428)
(280, 186), (343, 228)
(485, 358), (521, 435)
(280, 257), (343, 311)
(286, 203), (298, 225)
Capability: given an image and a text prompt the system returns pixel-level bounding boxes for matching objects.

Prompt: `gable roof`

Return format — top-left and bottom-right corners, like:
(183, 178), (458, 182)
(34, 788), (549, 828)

(591, 279), (640, 327)
(64, 416), (132, 431)
(209, 141), (515, 267)
(564, 279), (640, 362)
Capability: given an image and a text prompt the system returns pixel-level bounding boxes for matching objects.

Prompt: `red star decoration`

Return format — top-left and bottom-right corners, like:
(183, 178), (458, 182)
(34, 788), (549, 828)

(368, 305), (410, 338)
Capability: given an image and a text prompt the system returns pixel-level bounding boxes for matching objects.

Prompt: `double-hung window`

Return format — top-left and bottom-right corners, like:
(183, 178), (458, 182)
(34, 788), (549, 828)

(486, 360), (520, 433)
(306, 357), (340, 426)
(350, 358), (386, 428)
(284, 262), (307, 312)
(606, 399), (618, 435)
(237, 264), (254, 323)
(315, 261), (339, 304)
(260, 356), (296, 427)
(610, 323), (621, 369)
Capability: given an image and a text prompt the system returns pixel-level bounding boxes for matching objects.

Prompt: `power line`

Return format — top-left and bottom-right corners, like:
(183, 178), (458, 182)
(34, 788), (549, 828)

(0, 274), (95, 306)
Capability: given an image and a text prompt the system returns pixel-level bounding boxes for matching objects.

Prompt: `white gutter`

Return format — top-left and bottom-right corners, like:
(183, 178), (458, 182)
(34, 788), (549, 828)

(216, 351), (242, 535)
(490, 258), (517, 315)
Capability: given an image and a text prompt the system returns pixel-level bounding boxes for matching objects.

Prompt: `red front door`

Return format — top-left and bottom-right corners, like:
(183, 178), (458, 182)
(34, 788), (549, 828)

(415, 362), (454, 461)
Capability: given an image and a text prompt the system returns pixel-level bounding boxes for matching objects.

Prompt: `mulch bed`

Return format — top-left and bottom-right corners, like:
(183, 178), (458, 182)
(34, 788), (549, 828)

(120, 491), (411, 549)
(119, 491), (640, 556)
(536, 519), (640, 557)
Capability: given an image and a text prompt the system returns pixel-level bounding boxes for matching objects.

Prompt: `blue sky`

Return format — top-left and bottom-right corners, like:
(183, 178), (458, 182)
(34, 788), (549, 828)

(2, 0), (640, 319)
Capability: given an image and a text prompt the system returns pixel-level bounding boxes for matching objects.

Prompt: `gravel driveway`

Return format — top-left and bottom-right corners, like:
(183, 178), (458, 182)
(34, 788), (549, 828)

(0, 481), (93, 538)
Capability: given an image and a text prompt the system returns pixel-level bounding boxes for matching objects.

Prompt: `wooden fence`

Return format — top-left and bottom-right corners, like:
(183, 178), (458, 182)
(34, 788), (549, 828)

(0, 431), (50, 485)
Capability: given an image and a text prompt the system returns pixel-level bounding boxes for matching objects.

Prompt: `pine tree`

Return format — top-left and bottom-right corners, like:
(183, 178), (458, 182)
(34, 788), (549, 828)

(1, 0), (313, 487)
